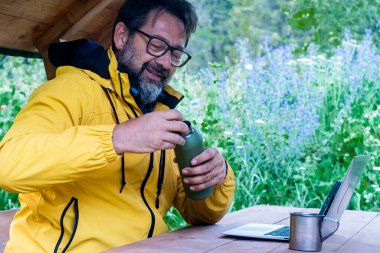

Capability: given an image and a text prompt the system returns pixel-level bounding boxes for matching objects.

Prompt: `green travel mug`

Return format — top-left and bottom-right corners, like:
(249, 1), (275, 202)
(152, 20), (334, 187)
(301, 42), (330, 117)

(174, 121), (213, 200)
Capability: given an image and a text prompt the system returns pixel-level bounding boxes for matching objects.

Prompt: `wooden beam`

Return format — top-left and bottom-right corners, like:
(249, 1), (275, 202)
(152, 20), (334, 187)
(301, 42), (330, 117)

(61, 0), (114, 39)
(33, 0), (105, 79)
(0, 13), (47, 53)
(87, 17), (115, 49)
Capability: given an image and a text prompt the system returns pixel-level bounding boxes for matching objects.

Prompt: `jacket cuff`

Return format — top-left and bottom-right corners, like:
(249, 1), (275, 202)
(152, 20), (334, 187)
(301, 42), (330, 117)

(216, 160), (234, 189)
(99, 125), (119, 162)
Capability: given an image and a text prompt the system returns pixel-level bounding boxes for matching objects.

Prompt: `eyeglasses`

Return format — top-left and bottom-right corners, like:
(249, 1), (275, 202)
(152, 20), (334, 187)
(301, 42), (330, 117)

(134, 29), (192, 67)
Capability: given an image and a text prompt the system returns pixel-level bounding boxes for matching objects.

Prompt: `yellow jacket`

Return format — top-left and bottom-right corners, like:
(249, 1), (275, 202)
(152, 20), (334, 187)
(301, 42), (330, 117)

(0, 40), (235, 252)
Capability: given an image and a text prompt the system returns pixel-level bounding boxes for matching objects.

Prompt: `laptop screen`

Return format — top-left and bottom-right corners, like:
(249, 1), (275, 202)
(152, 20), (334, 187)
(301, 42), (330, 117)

(322, 155), (370, 236)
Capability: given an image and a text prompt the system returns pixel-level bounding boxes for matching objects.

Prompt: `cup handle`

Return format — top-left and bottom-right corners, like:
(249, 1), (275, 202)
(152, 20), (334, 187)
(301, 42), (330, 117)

(322, 217), (339, 241)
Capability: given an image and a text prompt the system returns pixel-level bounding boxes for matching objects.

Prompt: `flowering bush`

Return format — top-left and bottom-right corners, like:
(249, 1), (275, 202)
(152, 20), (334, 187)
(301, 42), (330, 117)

(172, 30), (380, 213)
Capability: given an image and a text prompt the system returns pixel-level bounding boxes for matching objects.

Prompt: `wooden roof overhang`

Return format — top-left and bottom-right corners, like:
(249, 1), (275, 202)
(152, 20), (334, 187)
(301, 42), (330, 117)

(0, 0), (125, 79)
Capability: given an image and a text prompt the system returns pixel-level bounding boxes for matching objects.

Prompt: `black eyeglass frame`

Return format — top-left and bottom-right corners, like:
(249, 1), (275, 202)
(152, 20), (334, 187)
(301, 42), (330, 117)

(134, 29), (192, 67)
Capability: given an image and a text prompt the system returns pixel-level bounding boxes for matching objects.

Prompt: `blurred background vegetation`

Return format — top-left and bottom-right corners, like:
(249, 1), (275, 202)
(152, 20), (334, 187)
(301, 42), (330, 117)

(1, 0), (380, 230)
(187, 0), (380, 67)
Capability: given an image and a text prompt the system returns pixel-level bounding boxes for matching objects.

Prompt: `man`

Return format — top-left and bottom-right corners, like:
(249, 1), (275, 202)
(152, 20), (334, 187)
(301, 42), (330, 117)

(0, 0), (235, 252)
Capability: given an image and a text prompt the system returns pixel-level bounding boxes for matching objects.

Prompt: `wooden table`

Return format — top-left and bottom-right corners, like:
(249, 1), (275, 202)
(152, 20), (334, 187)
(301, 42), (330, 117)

(104, 205), (380, 253)
(0, 209), (17, 253)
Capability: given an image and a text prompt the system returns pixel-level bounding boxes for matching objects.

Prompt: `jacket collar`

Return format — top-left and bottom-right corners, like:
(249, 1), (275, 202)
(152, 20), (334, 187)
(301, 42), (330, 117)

(49, 39), (184, 111)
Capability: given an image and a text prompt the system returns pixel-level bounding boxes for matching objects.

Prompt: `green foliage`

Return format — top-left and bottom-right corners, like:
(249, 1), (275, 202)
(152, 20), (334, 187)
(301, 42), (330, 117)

(0, 55), (45, 139)
(167, 33), (380, 230)
(310, 78), (380, 209)
(0, 189), (19, 210)
(0, 55), (45, 138)
(187, 0), (291, 68)
(186, 0), (380, 67)
(277, 0), (379, 55)
(0, 54), (46, 210)
(163, 207), (188, 231)
(186, 0), (233, 68)
(177, 0), (380, 227)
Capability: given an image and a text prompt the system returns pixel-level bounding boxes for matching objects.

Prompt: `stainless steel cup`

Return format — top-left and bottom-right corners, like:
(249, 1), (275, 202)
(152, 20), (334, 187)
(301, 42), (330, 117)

(289, 212), (339, 252)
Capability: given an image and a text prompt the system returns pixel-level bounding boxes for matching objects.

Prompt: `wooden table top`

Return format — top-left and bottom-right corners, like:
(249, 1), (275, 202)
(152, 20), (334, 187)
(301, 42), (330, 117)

(104, 205), (380, 253)
(0, 209), (17, 253)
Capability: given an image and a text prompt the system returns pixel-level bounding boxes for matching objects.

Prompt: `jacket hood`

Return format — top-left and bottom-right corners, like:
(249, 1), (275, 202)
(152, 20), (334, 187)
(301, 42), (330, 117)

(48, 39), (183, 111)
(49, 39), (111, 79)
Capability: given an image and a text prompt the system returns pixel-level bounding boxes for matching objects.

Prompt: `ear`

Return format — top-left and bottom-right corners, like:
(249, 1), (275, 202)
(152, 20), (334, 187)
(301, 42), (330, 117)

(113, 22), (129, 50)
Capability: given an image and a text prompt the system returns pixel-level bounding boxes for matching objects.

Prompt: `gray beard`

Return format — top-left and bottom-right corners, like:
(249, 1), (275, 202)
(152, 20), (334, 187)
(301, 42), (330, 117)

(116, 39), (167, 106)
(139, 77), (164, 106)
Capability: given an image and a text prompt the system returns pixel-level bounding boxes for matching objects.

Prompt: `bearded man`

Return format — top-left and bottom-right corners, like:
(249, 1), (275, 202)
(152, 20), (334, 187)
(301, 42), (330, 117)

(0, 0), (235, 252)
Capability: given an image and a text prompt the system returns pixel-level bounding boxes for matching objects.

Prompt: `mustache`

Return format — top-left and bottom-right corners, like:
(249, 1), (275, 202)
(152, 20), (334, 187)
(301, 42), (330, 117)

(141, 62), (169, 80)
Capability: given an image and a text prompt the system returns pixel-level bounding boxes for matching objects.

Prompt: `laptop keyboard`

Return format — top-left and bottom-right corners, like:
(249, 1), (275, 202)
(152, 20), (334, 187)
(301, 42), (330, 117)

(264, 226), (290, 237)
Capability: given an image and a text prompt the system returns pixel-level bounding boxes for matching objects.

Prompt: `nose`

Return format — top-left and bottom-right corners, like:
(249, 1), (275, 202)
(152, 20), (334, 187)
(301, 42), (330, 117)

(155, 50), (172, 69)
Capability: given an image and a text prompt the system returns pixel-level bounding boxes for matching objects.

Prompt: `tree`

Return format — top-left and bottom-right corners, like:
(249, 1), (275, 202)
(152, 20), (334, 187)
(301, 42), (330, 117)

(283, 0), (380, 54)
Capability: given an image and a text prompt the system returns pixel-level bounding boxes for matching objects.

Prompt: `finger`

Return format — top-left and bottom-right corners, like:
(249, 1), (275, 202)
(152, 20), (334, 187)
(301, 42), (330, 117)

(182, 161), (214, 176)
(189, 181), (216, 191)
(183, 170), (223, 191)
(161, 109), (184, 121)
(161, 142), (176, 150)
(165, 121), (190, 135)
(183, 168), (214, 185)
(191, 148), (218, 166)
(162, 132), (186, 146)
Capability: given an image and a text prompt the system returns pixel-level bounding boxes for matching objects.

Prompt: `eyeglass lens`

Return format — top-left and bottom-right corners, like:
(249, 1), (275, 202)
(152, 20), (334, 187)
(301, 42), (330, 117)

(148, 38), (188, 67)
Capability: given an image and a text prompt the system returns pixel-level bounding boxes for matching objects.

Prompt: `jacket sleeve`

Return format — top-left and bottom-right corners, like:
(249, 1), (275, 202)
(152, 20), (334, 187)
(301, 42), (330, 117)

(0, 76), (119, 193)
(173, 161), (235, 225)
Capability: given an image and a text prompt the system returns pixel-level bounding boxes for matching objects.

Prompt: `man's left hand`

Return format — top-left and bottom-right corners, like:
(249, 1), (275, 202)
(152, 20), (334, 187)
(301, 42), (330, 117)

(181, 147), (226, 191)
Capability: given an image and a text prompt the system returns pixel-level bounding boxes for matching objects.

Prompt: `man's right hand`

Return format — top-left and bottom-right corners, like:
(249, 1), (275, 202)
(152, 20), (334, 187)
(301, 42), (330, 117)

(112, 109), (190, 154)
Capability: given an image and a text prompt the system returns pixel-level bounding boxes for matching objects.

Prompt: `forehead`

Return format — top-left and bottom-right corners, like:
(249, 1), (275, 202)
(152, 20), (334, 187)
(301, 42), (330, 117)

(141, 10), (187, 48)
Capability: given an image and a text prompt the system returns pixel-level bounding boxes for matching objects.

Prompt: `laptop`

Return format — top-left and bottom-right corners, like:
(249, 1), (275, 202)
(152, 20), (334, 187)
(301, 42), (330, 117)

(222, 155), (370, 241)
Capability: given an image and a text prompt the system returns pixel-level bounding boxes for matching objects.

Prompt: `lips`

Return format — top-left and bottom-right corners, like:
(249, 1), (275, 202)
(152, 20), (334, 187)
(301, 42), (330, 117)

(143, 63), (169, 83)
(145, 67), (163, 81)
